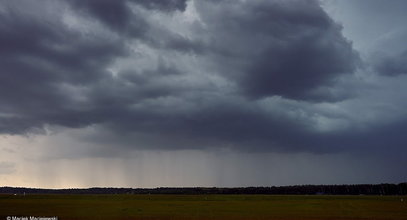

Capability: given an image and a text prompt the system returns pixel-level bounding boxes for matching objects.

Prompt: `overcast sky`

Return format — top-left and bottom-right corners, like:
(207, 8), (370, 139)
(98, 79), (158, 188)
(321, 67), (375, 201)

(1, 0), (406, 188)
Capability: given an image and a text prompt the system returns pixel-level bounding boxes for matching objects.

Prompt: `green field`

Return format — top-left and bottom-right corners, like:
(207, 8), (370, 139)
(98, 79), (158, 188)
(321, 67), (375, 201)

(1, 194), (406, 220)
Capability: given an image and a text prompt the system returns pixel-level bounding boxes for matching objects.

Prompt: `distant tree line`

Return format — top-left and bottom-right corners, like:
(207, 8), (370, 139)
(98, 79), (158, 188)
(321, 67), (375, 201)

(1, 183), (406, 195)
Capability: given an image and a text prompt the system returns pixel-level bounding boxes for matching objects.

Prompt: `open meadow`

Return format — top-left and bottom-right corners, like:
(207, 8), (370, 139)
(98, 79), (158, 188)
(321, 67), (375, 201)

(1, 194), (406, 220)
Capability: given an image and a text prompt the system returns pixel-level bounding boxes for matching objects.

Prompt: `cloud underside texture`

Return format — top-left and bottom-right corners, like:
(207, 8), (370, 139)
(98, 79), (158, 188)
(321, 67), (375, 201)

(0, 0), (405, 153)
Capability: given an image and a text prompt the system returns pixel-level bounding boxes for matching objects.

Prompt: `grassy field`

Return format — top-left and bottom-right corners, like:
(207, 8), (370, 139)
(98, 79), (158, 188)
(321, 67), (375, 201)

(1, 194), (406, 220)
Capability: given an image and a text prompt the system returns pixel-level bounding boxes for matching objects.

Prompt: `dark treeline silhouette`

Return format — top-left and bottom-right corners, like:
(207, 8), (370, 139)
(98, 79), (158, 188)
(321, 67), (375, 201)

(1, 183), (406, 195)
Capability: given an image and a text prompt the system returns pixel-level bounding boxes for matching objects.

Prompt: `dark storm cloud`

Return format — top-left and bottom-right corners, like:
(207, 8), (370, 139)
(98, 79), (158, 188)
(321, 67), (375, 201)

(0, 1), (126, 133)
(194, 0), (359, 101)
(86, 98), (311, 152)
(67, 0), (141, 34)
(374, 51), (407, 76)
(67, 0), (187, 35)
(1, 0), (405, 155)
(75, 93), (407, 155)
(131, 0), (187, 11)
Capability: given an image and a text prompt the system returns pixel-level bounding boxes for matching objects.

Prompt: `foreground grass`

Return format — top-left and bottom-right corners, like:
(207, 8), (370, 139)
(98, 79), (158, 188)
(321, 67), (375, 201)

(1, 194), (406, 219)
